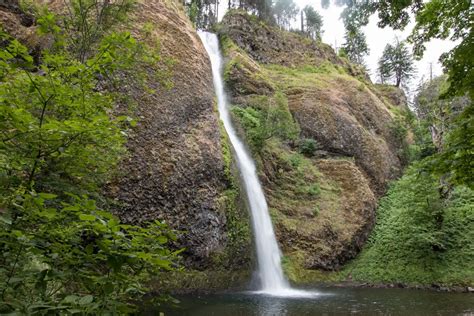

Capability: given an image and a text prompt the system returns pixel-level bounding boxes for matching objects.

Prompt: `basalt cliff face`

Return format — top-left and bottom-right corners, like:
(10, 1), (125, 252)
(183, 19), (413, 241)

(103, 2), (252, 273)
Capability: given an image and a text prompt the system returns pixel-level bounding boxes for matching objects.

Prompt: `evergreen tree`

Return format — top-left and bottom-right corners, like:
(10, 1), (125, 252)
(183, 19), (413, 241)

(378, 40), (416, 88)
(273, 0), (298, 30)
(302, 5), (323, 40)
(377, 45), (393, 84)
(342, 24), (369, 65)
(185, 0), (217, 29)
(321, 0), (330, 9)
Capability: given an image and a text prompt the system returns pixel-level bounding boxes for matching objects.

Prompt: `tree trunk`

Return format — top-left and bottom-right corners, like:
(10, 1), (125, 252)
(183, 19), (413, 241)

(301, 10), (304, 33)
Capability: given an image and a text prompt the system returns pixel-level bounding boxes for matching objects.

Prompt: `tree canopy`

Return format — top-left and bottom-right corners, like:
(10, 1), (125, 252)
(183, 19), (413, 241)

(273, 0), (299, 30)
(341, 23), (369, 65)
(302, 5), (324, 40)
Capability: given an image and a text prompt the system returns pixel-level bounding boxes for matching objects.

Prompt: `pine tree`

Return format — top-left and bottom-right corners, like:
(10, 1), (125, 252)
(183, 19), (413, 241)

(378, 40), (416, 88)
(302, 5), (323, 40)
(378, 44), (394, 84)
(342, 23), (369, 66)
(273, 0), (299, 30)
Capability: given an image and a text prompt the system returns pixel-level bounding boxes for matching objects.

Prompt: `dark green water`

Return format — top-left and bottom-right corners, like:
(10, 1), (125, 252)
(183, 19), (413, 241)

(150, 287), (474, 316)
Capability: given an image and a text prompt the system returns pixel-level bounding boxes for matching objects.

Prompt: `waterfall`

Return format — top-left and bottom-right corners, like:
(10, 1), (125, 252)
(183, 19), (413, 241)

(198, 31), (294, 295)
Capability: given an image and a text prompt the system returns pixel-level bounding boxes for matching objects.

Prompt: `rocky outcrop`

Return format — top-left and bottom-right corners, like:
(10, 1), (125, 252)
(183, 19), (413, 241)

(287, 79), (402, 194)
(104, 1), (251, 270)
(219, 11), (409, 273)
(220, 10), (368, 79)
(374, 84), (409, 109)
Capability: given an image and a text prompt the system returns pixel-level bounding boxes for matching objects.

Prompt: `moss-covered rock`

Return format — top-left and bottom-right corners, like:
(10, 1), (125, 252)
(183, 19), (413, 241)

(219, 11), (410, 276)
(219, 10), (368, 80)
(374, 84), (409, 109)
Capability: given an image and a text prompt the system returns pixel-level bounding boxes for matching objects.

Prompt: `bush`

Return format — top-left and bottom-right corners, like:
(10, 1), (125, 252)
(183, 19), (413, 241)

(0, 194), (178, 314)
(0, 2), (175, 313)
(349, 163), (474, 285)
(298, 138), (319, 157)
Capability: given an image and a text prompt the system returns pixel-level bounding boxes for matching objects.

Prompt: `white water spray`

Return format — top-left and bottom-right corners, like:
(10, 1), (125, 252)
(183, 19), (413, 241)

(198, 31), (316, 297)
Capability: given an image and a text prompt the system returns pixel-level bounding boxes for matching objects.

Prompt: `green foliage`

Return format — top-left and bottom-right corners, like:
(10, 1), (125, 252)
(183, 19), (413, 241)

(217, 125), (252, 267)
(429, 104), (474, 189)
(342, 23), (369, 66)
(413, 76), (472, 188)
(0, 2), (176, 313)
(185, 0), (217, 29)
(297, 183), (321, 197)
(0, 193), (178, 314)
(378, 39), (416, 88)
(348, 164), (474, 286)
(388, 115), (412, 165)
(38, 0), (136, 62)
(216, 188), (252, 268)
(337, 47), (348, 58)
(231, 91), (299, 152)
(298, 138), (319, 157)
(273, 0), (299, 30)
(342, 0), (472, 100)
(302, 5), (323, 40)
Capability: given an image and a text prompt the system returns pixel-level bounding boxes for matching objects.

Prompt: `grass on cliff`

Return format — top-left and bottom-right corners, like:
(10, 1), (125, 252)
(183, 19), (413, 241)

(344, 164), (474, 286)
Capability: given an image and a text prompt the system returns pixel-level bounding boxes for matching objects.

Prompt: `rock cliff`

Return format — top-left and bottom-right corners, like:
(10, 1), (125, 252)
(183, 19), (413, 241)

(218, 11), (410, 277)
(103, 1), (251, 271)
(0, 0), (251, 274)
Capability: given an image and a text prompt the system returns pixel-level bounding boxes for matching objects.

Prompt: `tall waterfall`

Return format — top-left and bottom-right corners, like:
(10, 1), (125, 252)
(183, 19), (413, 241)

(198, 31), (290, 294)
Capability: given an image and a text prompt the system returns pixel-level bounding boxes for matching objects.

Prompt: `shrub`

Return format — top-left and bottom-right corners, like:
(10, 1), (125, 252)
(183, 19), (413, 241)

(298, 138), (319, 156)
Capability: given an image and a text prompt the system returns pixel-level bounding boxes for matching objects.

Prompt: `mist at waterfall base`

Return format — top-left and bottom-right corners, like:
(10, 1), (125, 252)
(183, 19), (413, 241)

(198, 30), (318, 298)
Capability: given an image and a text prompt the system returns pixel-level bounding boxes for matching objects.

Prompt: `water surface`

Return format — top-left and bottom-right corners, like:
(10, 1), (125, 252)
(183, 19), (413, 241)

(154, 287), (473, 316)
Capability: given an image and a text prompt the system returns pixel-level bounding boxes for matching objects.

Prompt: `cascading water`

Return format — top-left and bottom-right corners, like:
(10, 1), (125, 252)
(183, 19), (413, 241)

(198, 31), (316, 297)
(198, 31), (288, 294)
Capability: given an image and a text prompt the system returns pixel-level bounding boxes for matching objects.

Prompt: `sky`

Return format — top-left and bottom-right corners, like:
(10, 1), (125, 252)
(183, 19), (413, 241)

(217, 1), (458, 97)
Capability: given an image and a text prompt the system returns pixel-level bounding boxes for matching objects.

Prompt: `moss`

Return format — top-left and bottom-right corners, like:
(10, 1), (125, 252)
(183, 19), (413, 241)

(261, 142), (341, 225)
(216, 188), (252, 266)
(282, 251), (342, 284)
(219, 34), (241, 56)
(158, 269), (251, 293)
(263, 64), (335, 90)
(219, 121), (234, 182)
(230, 90), (298, 153)
(216, 124), (252, 269)
(265, 62), (340, 76)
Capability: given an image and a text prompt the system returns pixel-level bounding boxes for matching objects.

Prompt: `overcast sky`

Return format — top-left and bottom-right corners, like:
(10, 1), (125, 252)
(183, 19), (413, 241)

(217, 1), (457, 96)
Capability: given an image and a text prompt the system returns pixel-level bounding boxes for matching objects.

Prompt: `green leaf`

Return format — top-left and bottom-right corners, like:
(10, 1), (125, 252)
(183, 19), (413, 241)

(38, 193), (58, 200)
(79, 214), (97, 221)
(78, 295), (94, 305)
(0, 215), (12, 225)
